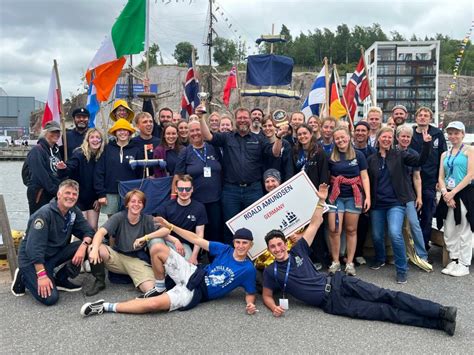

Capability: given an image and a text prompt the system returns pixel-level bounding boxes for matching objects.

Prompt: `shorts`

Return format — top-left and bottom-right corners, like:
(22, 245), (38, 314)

(148, 238), (193, 261)
(328, 197), (361, 214)
(103, 246), (155, 287)
(164, 248), (197, 311)
(100, 194), (121, 215)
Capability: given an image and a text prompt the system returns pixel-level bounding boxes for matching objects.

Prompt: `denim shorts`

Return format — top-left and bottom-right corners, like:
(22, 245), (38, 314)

(329, 196), (361, 214)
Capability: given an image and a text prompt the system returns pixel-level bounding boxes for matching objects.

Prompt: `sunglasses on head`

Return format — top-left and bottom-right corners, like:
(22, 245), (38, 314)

(177, 187), (192, 192)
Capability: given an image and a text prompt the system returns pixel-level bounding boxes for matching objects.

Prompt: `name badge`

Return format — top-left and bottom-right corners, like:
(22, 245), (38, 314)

(203, 166), (212, 178)
(447, 177), (456, 189)
(279, 298), (289, 310)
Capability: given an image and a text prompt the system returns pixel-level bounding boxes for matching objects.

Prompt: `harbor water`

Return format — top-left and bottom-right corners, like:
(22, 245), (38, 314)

(0, 161), (29, 231)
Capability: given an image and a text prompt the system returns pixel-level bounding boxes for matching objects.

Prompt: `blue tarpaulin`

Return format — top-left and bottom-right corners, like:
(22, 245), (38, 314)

(246, 54), (293, 86)
(118, 176), (172, 215)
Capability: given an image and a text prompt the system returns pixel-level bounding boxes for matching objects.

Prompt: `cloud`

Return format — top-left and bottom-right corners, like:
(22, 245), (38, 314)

(1, 0), (471, 101)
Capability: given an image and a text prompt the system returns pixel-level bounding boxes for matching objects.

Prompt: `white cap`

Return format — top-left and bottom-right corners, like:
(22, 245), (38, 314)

(445, 121), (465, 132)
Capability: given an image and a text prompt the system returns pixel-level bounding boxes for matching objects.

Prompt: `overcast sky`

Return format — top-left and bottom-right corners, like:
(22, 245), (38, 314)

(1, 0), (472, 102)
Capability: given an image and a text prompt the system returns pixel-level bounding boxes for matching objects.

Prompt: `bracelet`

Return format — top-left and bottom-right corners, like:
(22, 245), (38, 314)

(36, 268), (45, 275)
(316, 201), (326, 209)
(168, 224), (174, 233)
(144, 235), (149, 242)
(275, 135), (282, 140)
(37, 271), (47, 278)
(82, 241), (90, 246)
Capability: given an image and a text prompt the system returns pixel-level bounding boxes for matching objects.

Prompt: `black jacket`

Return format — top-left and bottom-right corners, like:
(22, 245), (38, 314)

(26, 138), (62, 195)
(302, 148), (330, 187)
(367, 141), (431, 206)
(18, 200), (94, 267)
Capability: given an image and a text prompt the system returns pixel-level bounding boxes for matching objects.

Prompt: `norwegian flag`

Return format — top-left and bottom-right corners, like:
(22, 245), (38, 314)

(180, 59), (200, 117)
(343, 56), (370, 119)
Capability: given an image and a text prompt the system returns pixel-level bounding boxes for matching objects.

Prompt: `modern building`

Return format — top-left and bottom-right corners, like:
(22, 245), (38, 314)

(364, 41), (440, 124)
(0, 88), (45, 138)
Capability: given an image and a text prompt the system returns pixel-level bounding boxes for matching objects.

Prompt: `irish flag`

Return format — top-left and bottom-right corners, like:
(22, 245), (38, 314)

(86, 0), (146, 102)
(41, 66), (61, 128)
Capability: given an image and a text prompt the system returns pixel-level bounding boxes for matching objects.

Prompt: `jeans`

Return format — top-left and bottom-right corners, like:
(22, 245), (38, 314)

(405, 201), (428, 260)
(321, 272), (442, 329)
(19, 241), (82, 305)
(370, 206), (408, 275)
(222, 182), (263, 244)
(419, 187), (436, 248)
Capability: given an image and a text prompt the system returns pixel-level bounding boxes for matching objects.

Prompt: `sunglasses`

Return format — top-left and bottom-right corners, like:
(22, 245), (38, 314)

(176, 187), (192, 192)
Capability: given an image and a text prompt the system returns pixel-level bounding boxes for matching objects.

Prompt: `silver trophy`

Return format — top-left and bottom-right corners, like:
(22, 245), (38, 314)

(197, 92), (210, 114)
(272, 109), (288, 127)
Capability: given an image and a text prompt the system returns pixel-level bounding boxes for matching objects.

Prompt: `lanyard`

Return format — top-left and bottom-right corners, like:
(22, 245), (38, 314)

(446, 144), (463, 177)
(192, 144), (207, 165)
(274, 259), (291, 298)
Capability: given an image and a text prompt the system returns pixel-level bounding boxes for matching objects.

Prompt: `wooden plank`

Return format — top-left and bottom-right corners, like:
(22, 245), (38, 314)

(0, 194), (18, 279)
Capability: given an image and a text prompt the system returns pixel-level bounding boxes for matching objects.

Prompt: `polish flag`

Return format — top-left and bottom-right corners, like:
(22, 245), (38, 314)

(41, 67), (61, 128)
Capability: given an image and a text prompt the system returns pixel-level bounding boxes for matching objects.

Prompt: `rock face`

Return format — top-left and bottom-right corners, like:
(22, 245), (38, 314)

(31, 67), (474, 134)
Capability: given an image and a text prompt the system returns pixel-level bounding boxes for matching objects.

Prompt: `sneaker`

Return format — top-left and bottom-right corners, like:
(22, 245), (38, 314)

(11, 268), (25, 297)
(396, 273), (407, 284)
(449, 263), (469, 277)
(328, 262), (341, 274)
(441, 261), (457, 275)
(136, 287), (166, 299)
(370, 261), (385, 270)
(81, 299), (105, 317)
(355, 256), (366, 265)
(56, 279), (82, 292)
(439, 306), (457, 323)
(345, 262), (356, 276)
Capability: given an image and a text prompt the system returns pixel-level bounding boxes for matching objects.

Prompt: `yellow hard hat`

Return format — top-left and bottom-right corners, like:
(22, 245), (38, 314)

(108, 118), (136, 135)
(109, 99), (135, 122)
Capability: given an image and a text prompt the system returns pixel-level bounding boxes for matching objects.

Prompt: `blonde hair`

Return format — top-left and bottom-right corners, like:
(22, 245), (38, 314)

(367, 106), (383, 116)
(415, 106), (433, 119)
(80, 128), (105, 162)
(375, 126), (394, 147)
(330, 127), (356, 161)
(396, 124), (413, 138)
(219, 114), (235, 130)
(134, 111), (152, 125)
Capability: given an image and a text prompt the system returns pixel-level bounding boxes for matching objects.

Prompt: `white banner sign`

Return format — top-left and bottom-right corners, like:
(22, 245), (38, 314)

(226, 171), (320, 260)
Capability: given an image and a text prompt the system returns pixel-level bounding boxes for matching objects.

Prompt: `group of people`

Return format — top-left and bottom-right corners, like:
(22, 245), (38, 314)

(11, 98), (472, 336)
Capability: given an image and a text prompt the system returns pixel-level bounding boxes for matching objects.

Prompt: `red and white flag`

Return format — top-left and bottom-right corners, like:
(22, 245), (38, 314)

(41, 67), (61, 128)
(222, 66), (237, 107)
(343, 56), (370, 119)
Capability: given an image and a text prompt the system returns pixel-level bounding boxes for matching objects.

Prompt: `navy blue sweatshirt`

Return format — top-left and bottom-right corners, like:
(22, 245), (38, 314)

(26, 138), (62, 195)
(94, 140), (141, 197)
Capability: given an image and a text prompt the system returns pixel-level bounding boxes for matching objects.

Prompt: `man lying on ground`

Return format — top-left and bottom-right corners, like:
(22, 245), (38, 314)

(262, 183), (458, 336)
(81, 223), (257, 316)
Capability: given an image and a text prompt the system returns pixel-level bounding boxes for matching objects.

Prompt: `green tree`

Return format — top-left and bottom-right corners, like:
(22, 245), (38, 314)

(173, 42), (198, 65)
(390, 31), (406, 41)
(335, 24), (351, 63)
(261, 24), (293, 55)
(213, 37), (237, 66)
(137, 43), (160, 71)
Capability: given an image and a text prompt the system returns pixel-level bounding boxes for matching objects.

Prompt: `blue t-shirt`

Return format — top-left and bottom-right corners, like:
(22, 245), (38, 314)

(329, 150), (367, 198)
(156, 199), (208, 247)
(174, 143), (222, 204)
(374, 156), (401, 209)
(263, 239), (327, 307)
(204, 242), (256, 300)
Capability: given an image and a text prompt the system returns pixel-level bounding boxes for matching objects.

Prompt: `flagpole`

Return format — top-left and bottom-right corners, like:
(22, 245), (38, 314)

(324, 57), (330, 116)
(360, 47), (375, 106)
(334, 64), (353, 128)
(235, 63), (242, 107)
(144, 0), (150, 91)
(53, 59), (68, 161)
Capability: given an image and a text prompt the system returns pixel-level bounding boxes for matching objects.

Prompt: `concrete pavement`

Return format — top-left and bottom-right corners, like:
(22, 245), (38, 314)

(1, 245), (472, 353)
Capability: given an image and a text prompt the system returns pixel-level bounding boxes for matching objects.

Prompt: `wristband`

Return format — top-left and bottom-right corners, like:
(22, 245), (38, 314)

(37, 271), (47, 278)
(82, 241), (90, 246)
(36, 268), (45, 275)
(144, 235), (150, 242)
(168, 224), (174, 233)
(316, 201), (326, 209)
(275, 135), (282, 140)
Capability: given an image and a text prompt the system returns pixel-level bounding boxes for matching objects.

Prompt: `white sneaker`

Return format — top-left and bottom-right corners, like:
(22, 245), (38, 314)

(328, 261), (341, 274)
(355, 256), (366, 265)
(449, 263), (470, 277)
(441, 261), (457, 275)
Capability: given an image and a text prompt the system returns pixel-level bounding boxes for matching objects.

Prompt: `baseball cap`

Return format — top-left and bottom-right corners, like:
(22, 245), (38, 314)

(445, 121), (465, 132)
(233, 228), (254, 241)
(44, 121), (61, 132)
